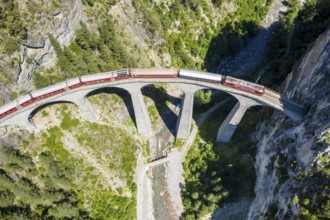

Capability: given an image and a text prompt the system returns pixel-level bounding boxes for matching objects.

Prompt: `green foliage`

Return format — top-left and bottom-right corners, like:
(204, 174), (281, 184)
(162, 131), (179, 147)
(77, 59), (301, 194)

(32, 0), (273, 86)
(142, 84), (170, 112)
(0, 99), (139, 219)
(82, 0), (95, 7)
(83, 121), (138, 179)
(212, 0), (224, 7)
(292, 195), (299, 205)
(263, 0), (330, 87)
(60, 111), (80, 130)
(204, 0), (270, 70)
(83, 0), (117, 7)
(142, 7), (163, 34)
(0, 0), (27, 55)
(9, 90), (18, 100)
(194, 89), (212, 110)
(0, 146), (86, 219)
(174, 138), (186, 148)
(48, 34), (63, 56)
(47, 203), (80, 219)
(32, 65), (67, 89)
(89, 190), (136, 219)
(296, 158), (330, 219)
(132, 0), (271, 70)
(142, 84), (171, 127)
(32, 71), (51, 89)
(3, 37), (21, 55)
(36, 17), (133, 88)
(183, 141), (228, 218)
(41, 110), (49, 117)
(184, 99), (272, 218)
(147, 104), (159, 127)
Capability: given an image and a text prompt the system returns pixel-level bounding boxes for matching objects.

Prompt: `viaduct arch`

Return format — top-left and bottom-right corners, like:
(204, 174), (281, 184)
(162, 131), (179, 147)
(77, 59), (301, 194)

(0, 75), (307, 143)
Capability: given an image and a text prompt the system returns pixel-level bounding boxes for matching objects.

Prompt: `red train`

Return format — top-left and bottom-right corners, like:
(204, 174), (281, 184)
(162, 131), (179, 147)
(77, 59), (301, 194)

(0, 69), (265, 120)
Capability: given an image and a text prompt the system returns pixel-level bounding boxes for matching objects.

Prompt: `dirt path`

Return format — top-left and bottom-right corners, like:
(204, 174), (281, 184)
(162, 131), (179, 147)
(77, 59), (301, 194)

(135, 151), (152, 220)
(217, 0), (288, 76)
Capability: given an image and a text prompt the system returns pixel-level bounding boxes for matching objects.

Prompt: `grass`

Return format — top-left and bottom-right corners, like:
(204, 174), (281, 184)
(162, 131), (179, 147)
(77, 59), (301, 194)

(142, 140), (151, 163)
(147, 103), (160, 128)
(174, 138), (186, 149)
(87, 90), (135, 126)
(41, 110), (49, 117)
(60, 111), (80, 131)
(142, 84), (170, 129)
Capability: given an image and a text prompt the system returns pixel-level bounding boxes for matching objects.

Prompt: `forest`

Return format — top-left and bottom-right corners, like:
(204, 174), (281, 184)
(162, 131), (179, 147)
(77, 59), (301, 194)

(0, 0), (27, 55)
(0, 102), (139, 219)
(32, 0), (272, 89)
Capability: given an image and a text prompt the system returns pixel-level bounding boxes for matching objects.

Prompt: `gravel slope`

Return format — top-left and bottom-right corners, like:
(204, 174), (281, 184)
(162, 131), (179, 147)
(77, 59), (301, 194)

(216, 0), (288, 76)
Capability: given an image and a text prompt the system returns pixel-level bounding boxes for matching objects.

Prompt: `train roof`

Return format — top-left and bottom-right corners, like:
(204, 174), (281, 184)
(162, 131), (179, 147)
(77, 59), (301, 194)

(225, 76), (264, 90)
(131, 68), (178, 75)
(67, 77), (80, 86)
(179, 69), (222, 79)
(80, 72), (111, 82)
(31, 82), (67, 97)
(17, 94), (32, 103)
(0, 100), (18, 113)
(116, 69), (129, 74)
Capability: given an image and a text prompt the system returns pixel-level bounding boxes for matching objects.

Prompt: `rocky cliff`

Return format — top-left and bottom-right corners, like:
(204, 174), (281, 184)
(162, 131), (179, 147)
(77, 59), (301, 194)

(0, 0), (86, 102)
(248, 28), (330, 219)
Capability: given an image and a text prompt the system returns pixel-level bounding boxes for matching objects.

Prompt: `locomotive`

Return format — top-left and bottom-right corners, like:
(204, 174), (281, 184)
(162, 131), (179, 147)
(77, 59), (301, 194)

(0, 69), (265, 119)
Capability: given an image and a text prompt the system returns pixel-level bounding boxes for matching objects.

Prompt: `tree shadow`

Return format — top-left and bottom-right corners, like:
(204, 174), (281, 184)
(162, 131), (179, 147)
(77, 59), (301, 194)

(204, 21), (283, 82)
(197, 97), (237, 143)
(141, 85), (180, 136)
(204, 20), (260, 72)
(192, 89), (225, 120)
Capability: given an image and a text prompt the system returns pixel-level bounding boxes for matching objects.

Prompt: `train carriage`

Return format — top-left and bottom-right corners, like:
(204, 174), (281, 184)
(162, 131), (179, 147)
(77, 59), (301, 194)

(222, 76), (265, 95)
(0, 101), (19, 119)
(67, 77), (82, 89)
(114, 69), (130, 79)
(179, 69), (222, 82)
(130, 68), (178, 78)
(17, 94), (34, 107)
(0, 68), (268, 121)
(80, 72), (112, 85)
(31, 82), (67, 101)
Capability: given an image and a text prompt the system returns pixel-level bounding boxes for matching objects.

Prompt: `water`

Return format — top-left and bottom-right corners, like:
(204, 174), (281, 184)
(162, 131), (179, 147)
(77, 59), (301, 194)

(151, 125), (175, 220)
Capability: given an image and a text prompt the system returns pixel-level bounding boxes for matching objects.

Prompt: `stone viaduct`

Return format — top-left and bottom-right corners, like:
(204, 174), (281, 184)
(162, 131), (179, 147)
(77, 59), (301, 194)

(0, 76), (307, 143)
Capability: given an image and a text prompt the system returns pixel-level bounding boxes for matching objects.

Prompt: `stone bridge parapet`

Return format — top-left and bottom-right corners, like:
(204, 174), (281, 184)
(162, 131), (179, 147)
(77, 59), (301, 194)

(0, 77), (307, 142)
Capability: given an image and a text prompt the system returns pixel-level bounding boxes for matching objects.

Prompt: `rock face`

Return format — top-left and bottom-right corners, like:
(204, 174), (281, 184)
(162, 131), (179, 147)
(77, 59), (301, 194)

(217, 0), (289, 75)
(109, 0), (171, 67)
(248, 28), (330, 219)
(1, 0), (86, 101)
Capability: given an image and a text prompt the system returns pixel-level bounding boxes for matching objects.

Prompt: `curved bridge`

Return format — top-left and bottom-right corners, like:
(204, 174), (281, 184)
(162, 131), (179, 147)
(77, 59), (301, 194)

(0, 72), (307, 143)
